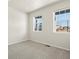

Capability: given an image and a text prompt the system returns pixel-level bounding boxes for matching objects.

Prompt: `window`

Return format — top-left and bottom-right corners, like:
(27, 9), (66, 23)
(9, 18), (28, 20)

(53, 9), (70, 32)
(33, 16), (42, 31)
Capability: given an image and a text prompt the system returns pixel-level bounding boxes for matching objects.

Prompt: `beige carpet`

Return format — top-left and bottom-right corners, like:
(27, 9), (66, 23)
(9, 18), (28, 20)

(8, 40), (70, 59)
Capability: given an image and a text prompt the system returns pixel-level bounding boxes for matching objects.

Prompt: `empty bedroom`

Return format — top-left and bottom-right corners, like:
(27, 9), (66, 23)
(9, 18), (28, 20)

(8, 0), (70, 59)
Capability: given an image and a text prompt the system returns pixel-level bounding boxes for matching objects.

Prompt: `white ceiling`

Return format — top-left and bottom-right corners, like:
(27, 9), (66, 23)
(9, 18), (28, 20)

(9, 0), (62, 13)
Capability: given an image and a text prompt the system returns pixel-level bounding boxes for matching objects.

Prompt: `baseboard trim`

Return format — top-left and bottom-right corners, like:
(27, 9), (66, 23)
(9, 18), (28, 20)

(29, 40), (70, 51)
(8, 39), (70, 51)
(51, 45), (70, 51)
(8, 40), (28, 45)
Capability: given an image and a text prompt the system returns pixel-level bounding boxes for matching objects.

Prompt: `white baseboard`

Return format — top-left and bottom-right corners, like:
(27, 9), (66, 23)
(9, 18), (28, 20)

(29, 40), (70, 51)
(8, 39), (70, 51)
(8, 39), (28, 45)
(51, 45), (70, 51)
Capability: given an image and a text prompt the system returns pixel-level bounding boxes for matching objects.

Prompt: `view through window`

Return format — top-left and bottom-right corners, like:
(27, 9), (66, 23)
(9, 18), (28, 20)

(54, 9), (70, 32)
(33, 16), (42, 31)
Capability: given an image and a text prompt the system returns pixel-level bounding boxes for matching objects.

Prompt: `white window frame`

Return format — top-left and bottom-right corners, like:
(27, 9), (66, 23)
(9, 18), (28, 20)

(53, 9), (70, 33)
(33, 16), (42, 32)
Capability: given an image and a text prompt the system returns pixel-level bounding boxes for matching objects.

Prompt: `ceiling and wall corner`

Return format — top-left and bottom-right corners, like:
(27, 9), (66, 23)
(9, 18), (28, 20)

(8, 0), (65, 13)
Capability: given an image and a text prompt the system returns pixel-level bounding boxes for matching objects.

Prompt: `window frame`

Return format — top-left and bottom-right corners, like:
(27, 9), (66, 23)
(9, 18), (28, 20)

(33, 16), (43, 32)
(53, 9), (70, 33)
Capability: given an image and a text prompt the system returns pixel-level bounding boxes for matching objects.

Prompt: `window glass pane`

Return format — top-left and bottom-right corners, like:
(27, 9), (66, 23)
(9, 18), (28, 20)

(60, 10), (65, 14)
(56, 13), (67, 26)
(66, 9), (70, 13)
(66, 13), (70, 26)
(56, 13), (67, 32)
(36, 18), (42, 31)
(33, 16), (42, 31)
(55, 12), (59, 15)
(66, 13), (70, 32)
(55, 9), (70, 32)
(35, 20), (37, 31)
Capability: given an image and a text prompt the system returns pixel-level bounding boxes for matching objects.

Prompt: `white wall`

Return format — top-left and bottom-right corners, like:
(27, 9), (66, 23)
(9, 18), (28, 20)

(8, 7), (28, 45)
(28, 0), (70, 50)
